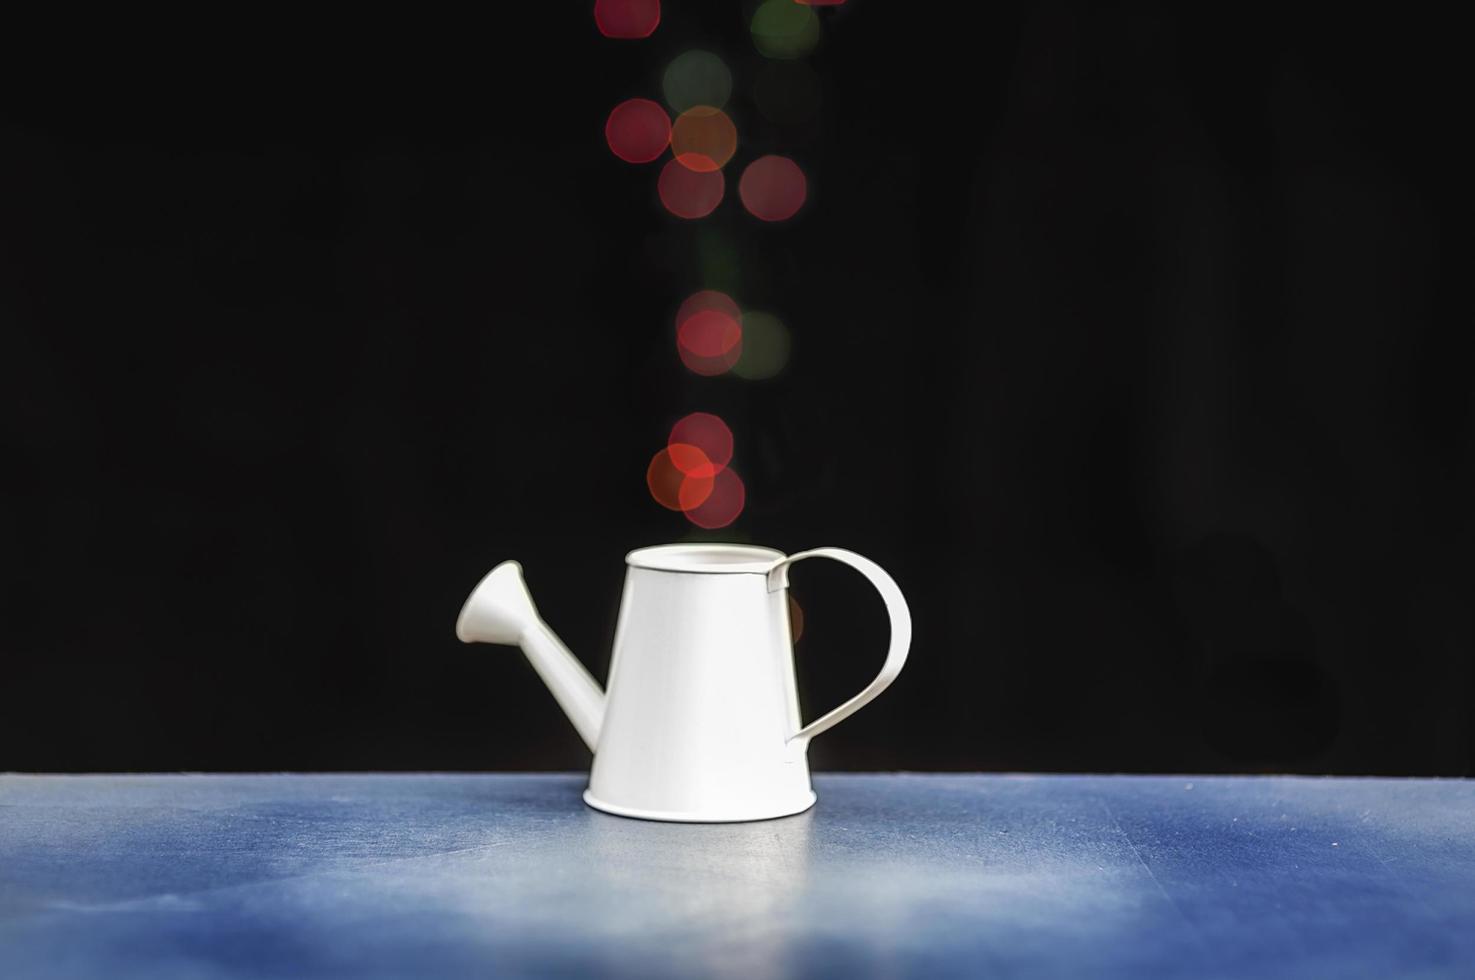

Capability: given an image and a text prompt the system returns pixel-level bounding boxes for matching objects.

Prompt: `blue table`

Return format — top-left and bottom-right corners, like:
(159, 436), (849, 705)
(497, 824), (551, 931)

(2, 774), (1472, 978)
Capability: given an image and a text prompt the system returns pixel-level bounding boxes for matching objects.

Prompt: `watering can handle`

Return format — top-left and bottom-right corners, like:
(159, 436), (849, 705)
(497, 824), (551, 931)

(767, 548), (912, 744)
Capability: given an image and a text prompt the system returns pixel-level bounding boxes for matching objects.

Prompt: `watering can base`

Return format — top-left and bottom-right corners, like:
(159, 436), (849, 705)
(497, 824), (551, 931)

(582, 789), (818, 823)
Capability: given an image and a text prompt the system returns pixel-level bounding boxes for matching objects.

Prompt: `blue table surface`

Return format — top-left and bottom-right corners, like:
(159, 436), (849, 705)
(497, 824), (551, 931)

(1, 773), (1473, 979)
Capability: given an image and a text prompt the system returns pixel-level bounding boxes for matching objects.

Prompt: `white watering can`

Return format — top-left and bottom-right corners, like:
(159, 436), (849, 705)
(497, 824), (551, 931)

(456, 544), (911, 822)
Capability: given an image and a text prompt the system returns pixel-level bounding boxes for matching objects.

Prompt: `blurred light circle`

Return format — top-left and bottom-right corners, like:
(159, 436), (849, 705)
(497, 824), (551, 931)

(739, 155), (807, 221)
(750, 0), (819, 59)
(684, 467), (745, 528)
(733, 311), (790, 379)
(680, 349), (741, 376)
(753, 61), (822, 126)
(676, 289), (741, 326)
(669, 412), (733, 472)
(595, 0), (661, 39)
(662, 51), (733, 112)
(605, 99), (670, 164)
(788, 595), (805, 643)
(671, 106), (737, 173)
(658, 159), (725, 218)
(668, 442), (718, 479)
(675, 290), (742, 374)
(676, 452), (717, 510)
(678, 317), (742, 375)
(648, 446), (714, 511)
(678, 310), (741, 357)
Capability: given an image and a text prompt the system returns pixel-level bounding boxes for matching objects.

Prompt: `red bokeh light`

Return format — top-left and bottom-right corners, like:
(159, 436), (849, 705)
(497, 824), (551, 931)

(684, 467), (746, 529)
(667, 441), (718, 478)
(739, 155), (807, 222)
(658, 159), (725, 219)
(676, 289), (741, 326)
(674, 291), (742, 374)
(675, 452), (716, 510)
(594, 0), (660, 38)
(648, 446), (714, 511)
(671, 106), (737, 173)
(677, 311), (740, 358)
(677, 310), (742, 375)
(605, 99), (670, 164)
(669, 412), (733, 472)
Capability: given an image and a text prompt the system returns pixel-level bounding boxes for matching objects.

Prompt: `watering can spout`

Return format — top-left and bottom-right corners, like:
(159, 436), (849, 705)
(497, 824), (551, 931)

(456, 561), (605, 751)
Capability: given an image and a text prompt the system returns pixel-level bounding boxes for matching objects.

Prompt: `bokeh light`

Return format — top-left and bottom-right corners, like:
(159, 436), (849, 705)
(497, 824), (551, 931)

(648, 445), (714, 511)
(788, 595), (805, 644)
(669, 412), (733, 472)
(733, 311), (791, 380)
(668, 442), (718, 478)
(678, 310), (742, 375)
(676, 289), (741, 326)
(663, 51), (733, 112)
(675, 290), (742, 375)
(675, 452), (717, 510)
(684, 467), (746, 528)
(658, 159), (725, 219)
(671, 107), (738, 172)
(739, 155), (807, 221)
(753, 61), (822, 126)
(594, 0), (661, 39)
(751, 0), (819, 59)
(605, 99), (670, 164)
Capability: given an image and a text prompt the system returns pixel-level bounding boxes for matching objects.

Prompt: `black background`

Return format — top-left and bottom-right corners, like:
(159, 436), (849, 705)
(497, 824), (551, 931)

(2, 5), (1469, 775)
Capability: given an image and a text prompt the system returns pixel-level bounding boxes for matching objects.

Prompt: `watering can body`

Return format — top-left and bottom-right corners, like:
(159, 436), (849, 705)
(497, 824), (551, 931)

(457, 543), (911, 823)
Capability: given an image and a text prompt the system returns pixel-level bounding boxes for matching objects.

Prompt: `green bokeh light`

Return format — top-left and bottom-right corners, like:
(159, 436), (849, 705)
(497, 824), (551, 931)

(751, 0), (820, 60)
(663, 50), (733, 112)
(734, 311), (791, 380)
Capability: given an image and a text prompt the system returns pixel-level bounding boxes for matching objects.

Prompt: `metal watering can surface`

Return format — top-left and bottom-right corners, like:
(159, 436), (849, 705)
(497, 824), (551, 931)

(456, 544), (911, 822)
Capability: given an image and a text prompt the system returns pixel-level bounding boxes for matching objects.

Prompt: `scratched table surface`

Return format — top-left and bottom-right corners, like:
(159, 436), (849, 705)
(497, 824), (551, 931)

(1, 775), (1472, 979)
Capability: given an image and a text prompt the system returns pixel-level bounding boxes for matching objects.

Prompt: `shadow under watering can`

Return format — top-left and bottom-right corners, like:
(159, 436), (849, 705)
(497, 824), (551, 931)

(457, 544), (911, 822)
